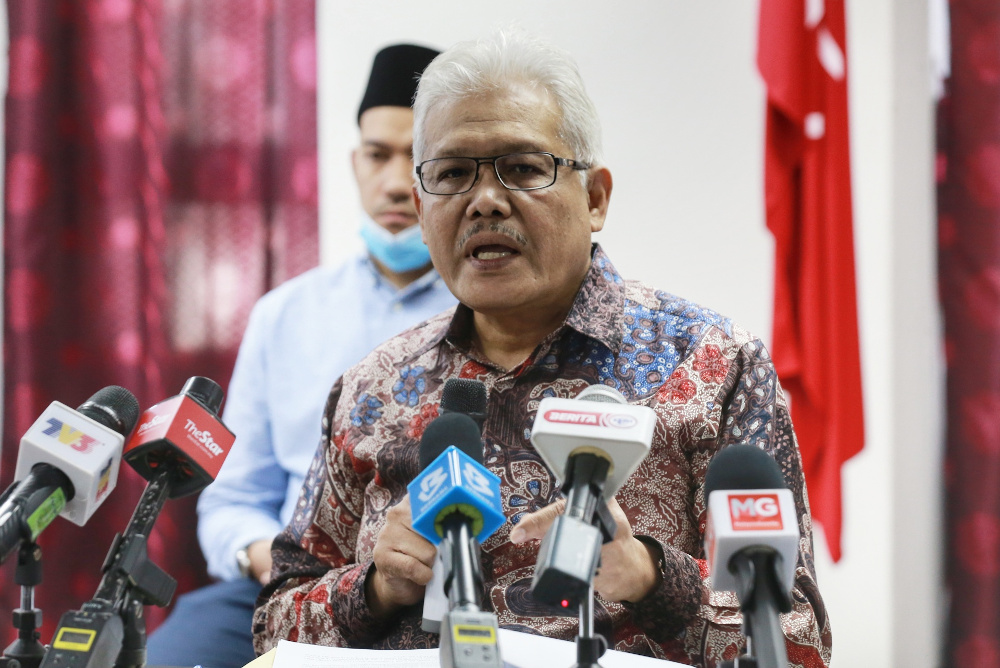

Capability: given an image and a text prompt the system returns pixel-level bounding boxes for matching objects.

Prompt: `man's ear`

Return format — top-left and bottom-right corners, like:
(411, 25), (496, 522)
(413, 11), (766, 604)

(587, 167), (613, 233)
(413, 186), (426, 241)
(350, 148), (360, 182)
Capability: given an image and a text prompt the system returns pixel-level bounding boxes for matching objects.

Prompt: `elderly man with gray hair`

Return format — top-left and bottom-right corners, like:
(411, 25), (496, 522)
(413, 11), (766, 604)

(253, 29), (831, 667)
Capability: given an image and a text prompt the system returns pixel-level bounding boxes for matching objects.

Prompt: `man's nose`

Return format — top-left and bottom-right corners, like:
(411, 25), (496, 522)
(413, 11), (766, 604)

(466, 164), (512, 219)
(384, 155), (415, 197)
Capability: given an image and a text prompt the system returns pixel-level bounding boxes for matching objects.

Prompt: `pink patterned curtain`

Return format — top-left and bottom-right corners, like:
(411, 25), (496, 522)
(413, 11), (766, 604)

(940, 1), (1000, 665)
(1, 0), (317, 645)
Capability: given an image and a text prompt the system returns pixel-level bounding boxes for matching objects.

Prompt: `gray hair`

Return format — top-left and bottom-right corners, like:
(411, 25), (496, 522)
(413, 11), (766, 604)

(412, 28), (603, 169)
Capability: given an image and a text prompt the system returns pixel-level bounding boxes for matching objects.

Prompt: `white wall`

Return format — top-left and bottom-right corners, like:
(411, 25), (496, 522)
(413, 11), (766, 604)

(317, 2), (943, 665)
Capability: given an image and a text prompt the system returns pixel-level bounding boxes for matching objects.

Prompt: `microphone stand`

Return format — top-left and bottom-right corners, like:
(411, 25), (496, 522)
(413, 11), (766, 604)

(438, 516), (502, 668)
(40, 469), (177, 668)
(1, 542), (47, 668)
(573, 583), (607, 668)
(720, 546), (791, 668)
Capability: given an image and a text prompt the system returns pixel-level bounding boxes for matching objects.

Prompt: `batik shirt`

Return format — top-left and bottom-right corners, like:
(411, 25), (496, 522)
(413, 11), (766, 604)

(252, 245), (832, 668)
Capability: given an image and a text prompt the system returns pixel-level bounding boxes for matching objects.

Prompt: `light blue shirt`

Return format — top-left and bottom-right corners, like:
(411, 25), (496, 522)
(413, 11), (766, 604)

(197, 253), (457, 580)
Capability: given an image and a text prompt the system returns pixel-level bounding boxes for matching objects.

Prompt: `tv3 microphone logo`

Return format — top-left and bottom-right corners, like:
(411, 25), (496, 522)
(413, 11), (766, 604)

(417, 459), (492, 503)
(728, 493), (783, 531)
(42, 419), (100, 454)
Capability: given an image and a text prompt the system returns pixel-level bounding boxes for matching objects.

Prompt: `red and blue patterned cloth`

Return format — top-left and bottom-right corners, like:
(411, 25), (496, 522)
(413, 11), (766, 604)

(253, 245), (831, 667)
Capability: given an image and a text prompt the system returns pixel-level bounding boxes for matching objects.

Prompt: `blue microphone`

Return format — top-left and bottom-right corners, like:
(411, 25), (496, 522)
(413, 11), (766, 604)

(408, 412), (504, 667)
(409, 412), (504, 547)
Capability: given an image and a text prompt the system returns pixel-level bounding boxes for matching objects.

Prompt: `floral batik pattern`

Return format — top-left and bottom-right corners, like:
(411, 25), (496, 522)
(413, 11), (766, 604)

(253, 245), (831, 668)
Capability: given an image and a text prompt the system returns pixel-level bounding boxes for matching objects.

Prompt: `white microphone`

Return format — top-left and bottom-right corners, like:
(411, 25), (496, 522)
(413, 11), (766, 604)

(703, 444), (798, 668)
(0, 386), (140, 561)
(529, 384), (655, 609)
(530, 384), (655, 498)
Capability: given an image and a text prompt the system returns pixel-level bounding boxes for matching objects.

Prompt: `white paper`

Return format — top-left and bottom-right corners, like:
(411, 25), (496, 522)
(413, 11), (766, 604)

(271, 629), (693, 668)
(421, 546), (448, 632)
(274, 639), (439, 666)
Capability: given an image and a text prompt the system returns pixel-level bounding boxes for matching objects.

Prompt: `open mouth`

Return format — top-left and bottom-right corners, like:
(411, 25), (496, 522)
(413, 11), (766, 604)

(472, 244), (519, 260)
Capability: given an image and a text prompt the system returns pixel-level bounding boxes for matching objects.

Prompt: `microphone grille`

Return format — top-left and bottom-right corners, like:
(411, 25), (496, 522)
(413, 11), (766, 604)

(77, 386), (141, 437)
(441, 378), (488, 415)
(418, 412), (483, 470)
(576, 384), (627, 404)
(703, 444), (787, 498)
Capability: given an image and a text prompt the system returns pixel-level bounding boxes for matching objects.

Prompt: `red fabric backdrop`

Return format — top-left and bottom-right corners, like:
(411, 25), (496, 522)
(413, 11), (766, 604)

(940, 2), (1000, 665)
(0, 0), (317, 647)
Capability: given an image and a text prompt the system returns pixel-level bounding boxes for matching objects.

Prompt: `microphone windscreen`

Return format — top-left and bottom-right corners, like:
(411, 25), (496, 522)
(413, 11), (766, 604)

(704, 444), (787, 498)
(576, 383), (627, 405)
(76, 386), (141, 437)
(419, 412), (483, 470)
(181, 376), (224, 414)
(441, 378), (488, 416)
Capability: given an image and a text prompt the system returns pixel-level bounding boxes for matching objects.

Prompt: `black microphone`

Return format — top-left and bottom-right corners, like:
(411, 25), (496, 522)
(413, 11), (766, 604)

(0, 386), (140, 563)
(704, 445), (797, 668)
(440, 378), (488, 433)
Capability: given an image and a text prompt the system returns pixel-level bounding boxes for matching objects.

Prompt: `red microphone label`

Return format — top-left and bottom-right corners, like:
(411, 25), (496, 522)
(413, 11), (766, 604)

(125, 395), (235, 480)
(542, 409), (638, 429)
(728, 493), (783, 531)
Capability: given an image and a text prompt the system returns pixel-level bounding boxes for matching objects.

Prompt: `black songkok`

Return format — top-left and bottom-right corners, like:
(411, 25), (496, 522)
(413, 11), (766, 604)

(357, 43), (440, 123)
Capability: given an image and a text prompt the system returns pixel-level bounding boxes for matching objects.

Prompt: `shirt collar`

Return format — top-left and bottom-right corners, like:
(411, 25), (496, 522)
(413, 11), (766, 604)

(360, 254), (445, 300)
(434, 243), (626, 358)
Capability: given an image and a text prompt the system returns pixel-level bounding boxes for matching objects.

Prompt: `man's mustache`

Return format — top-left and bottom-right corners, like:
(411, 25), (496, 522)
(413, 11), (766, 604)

(457, 222), (529, 250)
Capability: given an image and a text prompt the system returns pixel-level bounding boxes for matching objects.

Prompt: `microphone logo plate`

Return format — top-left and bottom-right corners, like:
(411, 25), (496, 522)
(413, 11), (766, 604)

(542, 409), (638, 429)
(727, 493), (783, 531)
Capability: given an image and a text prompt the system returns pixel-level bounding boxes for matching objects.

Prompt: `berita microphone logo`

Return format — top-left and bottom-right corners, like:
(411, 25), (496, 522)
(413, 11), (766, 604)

(728, 493), (783, 531)
(542, 409), (638, 429)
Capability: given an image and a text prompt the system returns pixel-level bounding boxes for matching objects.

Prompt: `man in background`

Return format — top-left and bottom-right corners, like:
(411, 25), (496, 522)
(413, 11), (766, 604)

(146, 43), (455, 668)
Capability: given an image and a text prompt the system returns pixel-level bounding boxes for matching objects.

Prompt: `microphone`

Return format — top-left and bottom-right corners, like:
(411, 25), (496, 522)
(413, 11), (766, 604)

(122, 376), (235, 497)
(529, 384), (655, 609)
(423, 378), (490, 632)
(703, 444), (799, 668)
(407, 412), (504, 668)
(41, 377), (236, 668)
(439, 378), (488, 433)
(0, 386), (140, 562)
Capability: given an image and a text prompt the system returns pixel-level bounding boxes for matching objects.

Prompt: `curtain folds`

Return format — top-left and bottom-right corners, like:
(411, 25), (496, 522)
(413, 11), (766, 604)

(940, 2), (1000, 665)
(1, 0), (317, 645)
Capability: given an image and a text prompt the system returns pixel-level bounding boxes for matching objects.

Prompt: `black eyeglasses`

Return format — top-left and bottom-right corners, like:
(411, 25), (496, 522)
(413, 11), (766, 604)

(415, 152), (590, 195)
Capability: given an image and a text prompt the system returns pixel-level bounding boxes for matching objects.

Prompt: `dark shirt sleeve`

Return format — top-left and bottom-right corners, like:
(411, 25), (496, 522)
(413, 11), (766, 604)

(252, 379), (394, 652)
(632, 336), (830, 667)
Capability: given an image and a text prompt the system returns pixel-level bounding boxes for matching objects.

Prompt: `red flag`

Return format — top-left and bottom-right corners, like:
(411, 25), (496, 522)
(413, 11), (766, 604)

(758, 0), (864, 562)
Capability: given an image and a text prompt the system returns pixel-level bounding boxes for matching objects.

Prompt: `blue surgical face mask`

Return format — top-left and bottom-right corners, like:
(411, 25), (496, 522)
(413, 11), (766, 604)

(359, 214), (432, 273)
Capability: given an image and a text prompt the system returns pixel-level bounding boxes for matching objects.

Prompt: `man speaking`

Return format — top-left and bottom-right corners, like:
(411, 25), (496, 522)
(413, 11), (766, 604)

(253, 29), (831, 667)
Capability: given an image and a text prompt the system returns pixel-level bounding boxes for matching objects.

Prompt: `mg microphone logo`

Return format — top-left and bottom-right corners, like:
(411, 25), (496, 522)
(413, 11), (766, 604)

(41, 419), (99, 454)
(543, 410), (638, 429)
(728, 493), (783, 531)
